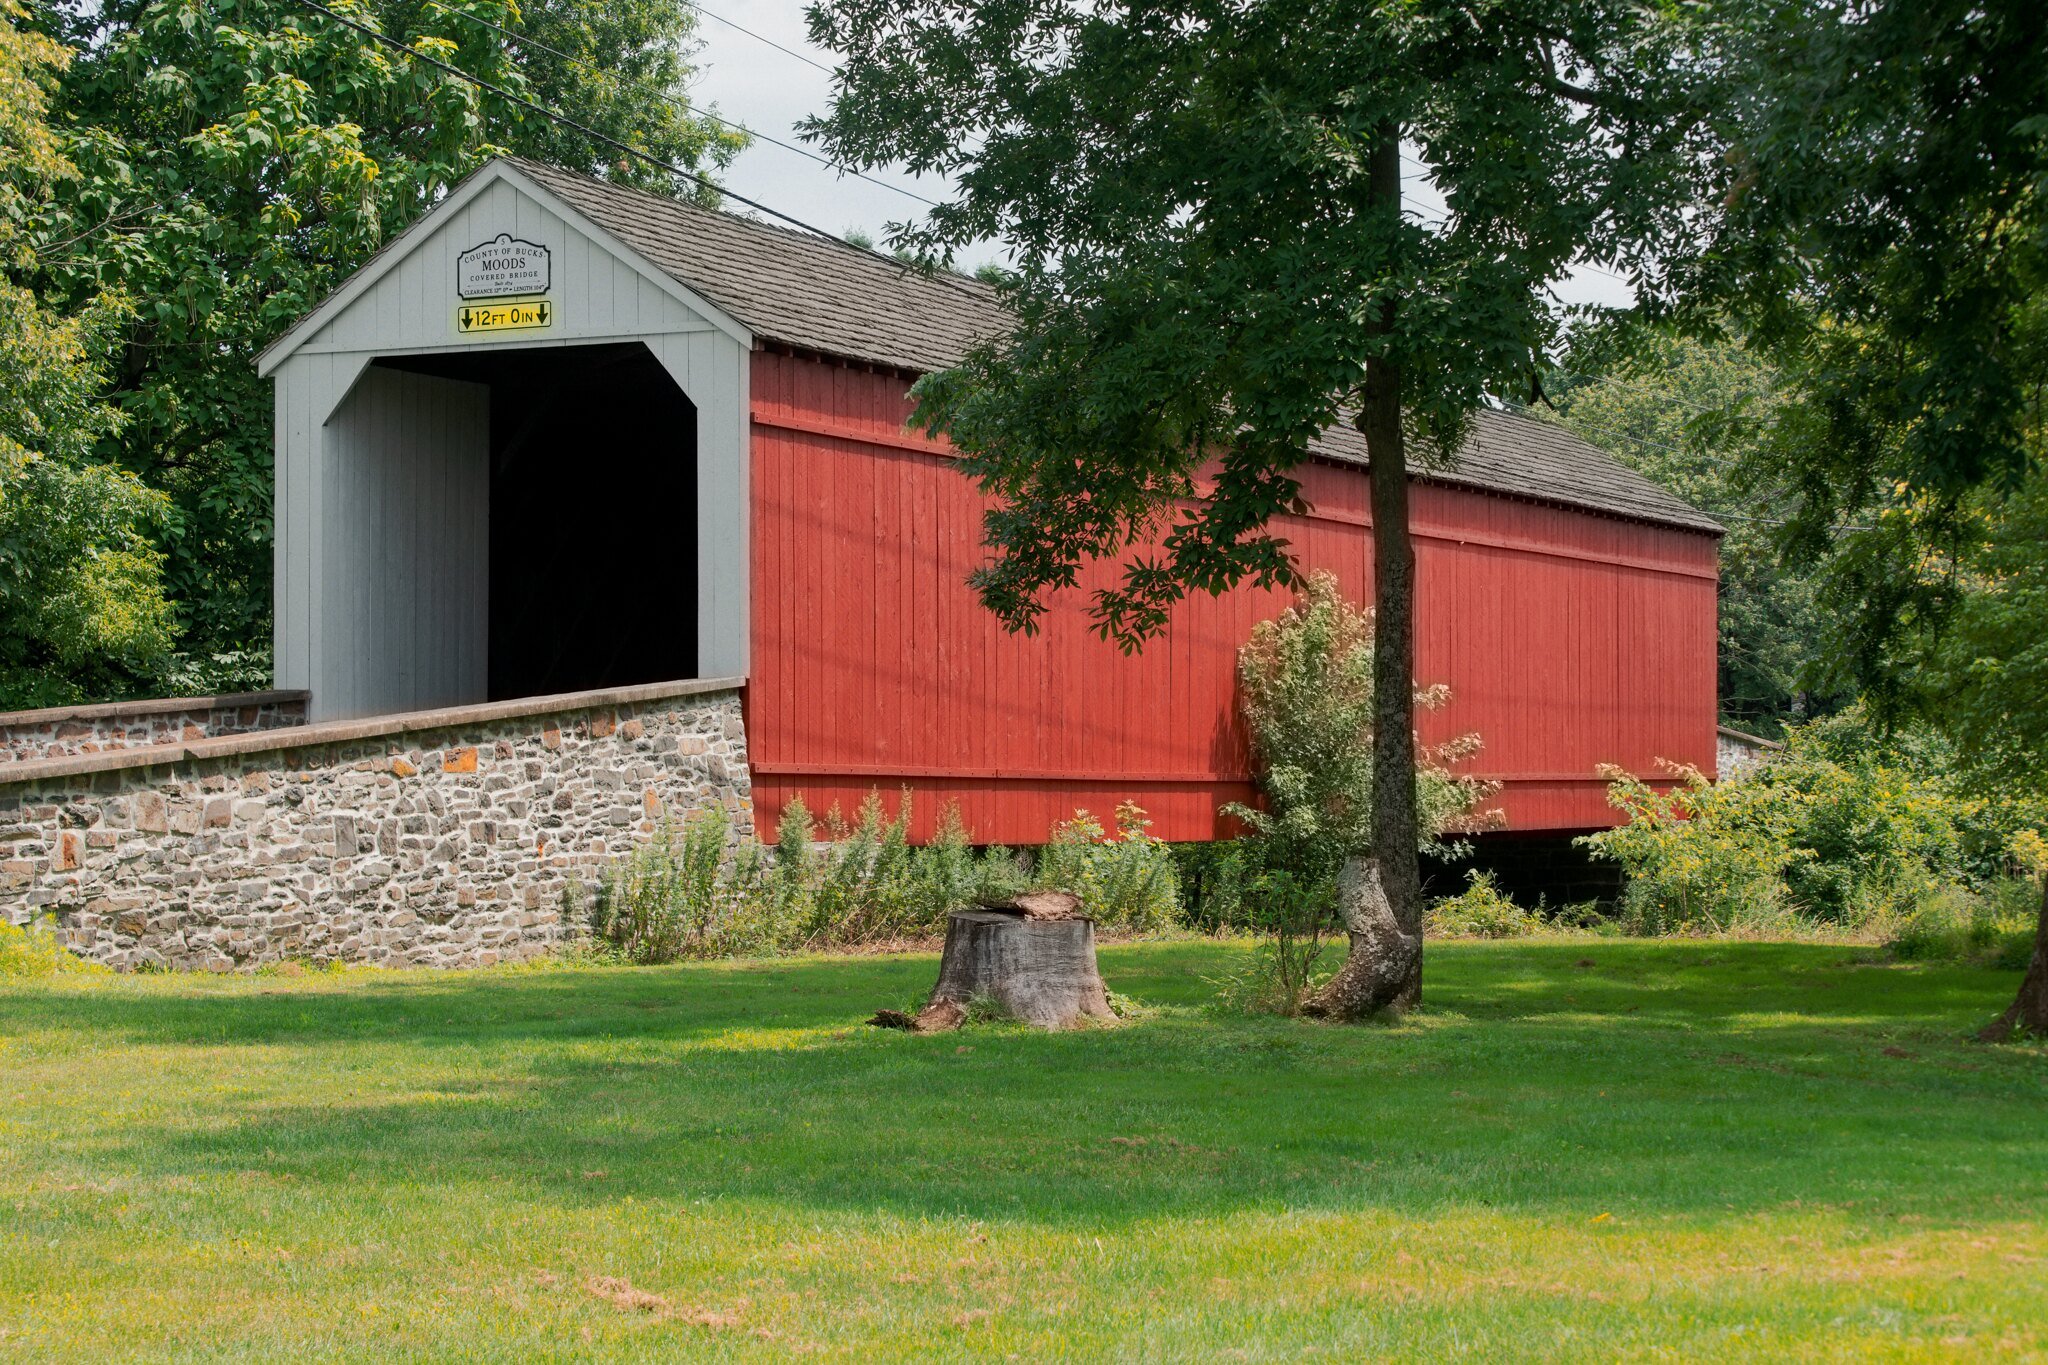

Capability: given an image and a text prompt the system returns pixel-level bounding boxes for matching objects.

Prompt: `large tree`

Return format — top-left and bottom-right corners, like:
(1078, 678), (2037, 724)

(1657, 0), (2046, 707)
(806, 0), (1704, 1017)
(21, 0), (743, 677)
(1656, 0), (2048, 1034)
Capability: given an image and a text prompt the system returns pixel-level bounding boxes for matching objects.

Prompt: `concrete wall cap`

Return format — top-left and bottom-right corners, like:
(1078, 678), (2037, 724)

(0, 677), (743, 788)
(0, 689), (310, 730)
(1715, 724), (1785, 751)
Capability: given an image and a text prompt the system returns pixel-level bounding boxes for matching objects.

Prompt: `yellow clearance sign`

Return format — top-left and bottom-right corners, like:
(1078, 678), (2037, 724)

(456, 297), (554, 334)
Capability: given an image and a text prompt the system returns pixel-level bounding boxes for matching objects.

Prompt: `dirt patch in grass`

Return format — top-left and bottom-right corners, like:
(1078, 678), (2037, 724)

(578, 1276), (743, 1328)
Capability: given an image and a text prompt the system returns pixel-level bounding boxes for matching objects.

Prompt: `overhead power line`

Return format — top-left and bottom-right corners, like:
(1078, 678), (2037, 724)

(416, 0), (941, 209)
(682, 0), (836, 75)
(649, 7), (1642, 292)
(291, 1), (1723, 386)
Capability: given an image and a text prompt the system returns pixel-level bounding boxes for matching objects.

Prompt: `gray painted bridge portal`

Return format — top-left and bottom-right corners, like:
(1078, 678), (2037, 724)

(259, 162), (751, 722)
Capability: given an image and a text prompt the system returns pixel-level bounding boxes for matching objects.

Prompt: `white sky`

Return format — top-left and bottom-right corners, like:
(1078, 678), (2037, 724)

(684, 1), (999, 267)
(686, 0), (1635, 309)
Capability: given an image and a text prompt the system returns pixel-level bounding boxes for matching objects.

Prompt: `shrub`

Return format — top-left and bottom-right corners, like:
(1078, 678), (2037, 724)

(1424, 871), (1541, 939)
(1887, 879), (2040, 968)
(1034, 801), (1179, 931)
(583, 789), (1196, 964)
(1169, 840), (1256, 932)
(790, 792), (912, 946)
(1222, 572), (1500, 893)
(768, 793), (819, 931)
(1202, 573), (1501, 1008)
(1579, 709), (2022, 936)
(1548, 899), (1609, 931)
(1579, 766), (1791, 935)
(791, 793), (1026, 947)
(0, 918), (105, 978)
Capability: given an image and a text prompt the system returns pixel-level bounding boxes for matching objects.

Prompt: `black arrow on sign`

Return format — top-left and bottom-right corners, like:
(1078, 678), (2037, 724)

(535, 302), (550, 324)
(459, 307), (473, 327)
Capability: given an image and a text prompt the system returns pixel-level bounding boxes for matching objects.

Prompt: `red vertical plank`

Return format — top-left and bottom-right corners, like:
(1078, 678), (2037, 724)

(744, 353), (1720, 844)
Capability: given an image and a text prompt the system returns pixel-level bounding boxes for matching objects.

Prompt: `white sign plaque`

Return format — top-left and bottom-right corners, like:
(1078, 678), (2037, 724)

(456, 234), (551, 299)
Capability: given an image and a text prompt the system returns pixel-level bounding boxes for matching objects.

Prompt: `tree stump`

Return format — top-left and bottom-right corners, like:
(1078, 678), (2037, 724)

(909, 903), (1115, 1031)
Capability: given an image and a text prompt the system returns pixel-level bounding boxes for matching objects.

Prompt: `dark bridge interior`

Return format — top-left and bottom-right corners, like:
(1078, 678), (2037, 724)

(375, 341), (697, 699)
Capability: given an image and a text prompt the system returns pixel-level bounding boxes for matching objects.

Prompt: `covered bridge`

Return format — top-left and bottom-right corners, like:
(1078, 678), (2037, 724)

(258, 156), (1722, 847)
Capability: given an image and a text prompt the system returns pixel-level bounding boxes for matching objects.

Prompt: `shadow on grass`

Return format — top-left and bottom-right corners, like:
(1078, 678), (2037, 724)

(6, 940), (2044, 1231)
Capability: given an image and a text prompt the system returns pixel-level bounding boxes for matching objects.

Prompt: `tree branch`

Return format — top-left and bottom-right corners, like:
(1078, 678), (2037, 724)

(1531, 34), (1641, 116)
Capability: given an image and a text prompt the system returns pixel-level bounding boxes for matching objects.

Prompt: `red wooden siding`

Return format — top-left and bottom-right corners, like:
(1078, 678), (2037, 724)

(747, 350), (1718, 845)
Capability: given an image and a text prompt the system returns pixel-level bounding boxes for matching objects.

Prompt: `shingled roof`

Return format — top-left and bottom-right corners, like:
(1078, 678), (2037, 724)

(1305, 410), (1723, 533)
(509, 157), (1004, 375)
(378, 158), (1725, 535)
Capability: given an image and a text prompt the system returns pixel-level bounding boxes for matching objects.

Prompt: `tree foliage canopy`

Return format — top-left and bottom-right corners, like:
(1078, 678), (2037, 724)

(1917, 465), (2048, 798)
(808, 0), (1716, 1015)
(1656, 0), (2048, 708)
(0, 1), (174, 707)
(1545, 334), (1843, 735)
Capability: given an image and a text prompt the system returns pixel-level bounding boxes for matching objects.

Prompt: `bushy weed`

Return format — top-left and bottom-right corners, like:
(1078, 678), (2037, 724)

(783, 793), (1026, 949)
(1205, 870), (1339, 1016)
(587, 806), (771, 962)
(1034, 802), (1180, 932)
(1886, 878), (2040, 968)
(1425, 870), (1543, 939)
(584, 792), (1031, 963)
(1580, 709), (2033, 936)
(0, 918), (104, 978)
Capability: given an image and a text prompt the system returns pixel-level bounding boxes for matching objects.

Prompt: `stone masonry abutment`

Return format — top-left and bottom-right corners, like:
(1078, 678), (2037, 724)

(0, 679), (750, 970)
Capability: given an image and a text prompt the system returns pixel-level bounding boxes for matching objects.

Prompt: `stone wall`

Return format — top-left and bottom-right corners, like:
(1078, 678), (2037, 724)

(0, 690), (309, 765)
(0, 679), (749, 970)
(1716, 725), (1783, 782)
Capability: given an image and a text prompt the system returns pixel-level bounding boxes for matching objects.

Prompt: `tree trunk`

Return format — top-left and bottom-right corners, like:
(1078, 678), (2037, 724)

(1301, 856), (1419, 1018)
(1978, 876), (2048, 1043)
(915, 909), (1116, 1031)
(1304, 124), (1423, 1021)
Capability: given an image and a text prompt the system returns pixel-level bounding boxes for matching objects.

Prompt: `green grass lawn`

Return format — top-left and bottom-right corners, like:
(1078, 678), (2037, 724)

(2, 940), (2044, 1361)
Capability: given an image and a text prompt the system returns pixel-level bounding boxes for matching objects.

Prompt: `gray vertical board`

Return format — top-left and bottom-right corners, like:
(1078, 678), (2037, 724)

(307, 360), (325, 707)
(274, 354), (315, 694)
(273, 353), (328, 694)
(312, 366), (489, 720)
(273, 350), (372, 704)
(271, 379), (292, 690)
(649, 330), (749, 678)
(268, 167), (753, 719)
